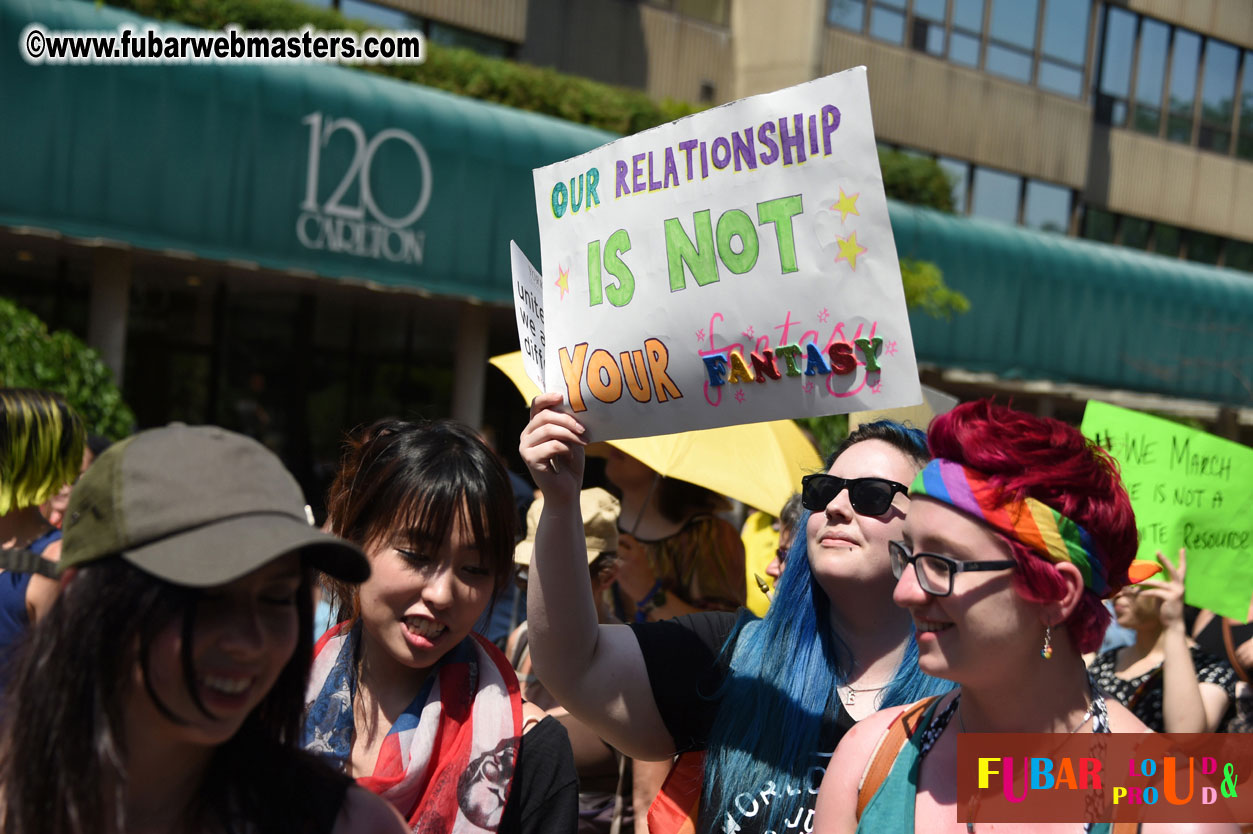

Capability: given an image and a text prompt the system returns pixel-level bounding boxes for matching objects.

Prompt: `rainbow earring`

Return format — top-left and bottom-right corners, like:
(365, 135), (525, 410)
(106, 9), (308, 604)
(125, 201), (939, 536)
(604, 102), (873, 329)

(1041, 625), (1053, 659)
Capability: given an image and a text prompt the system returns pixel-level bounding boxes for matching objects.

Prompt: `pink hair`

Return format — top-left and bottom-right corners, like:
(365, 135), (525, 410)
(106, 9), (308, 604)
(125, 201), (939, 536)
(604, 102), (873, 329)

(927, 400), (1138, 653)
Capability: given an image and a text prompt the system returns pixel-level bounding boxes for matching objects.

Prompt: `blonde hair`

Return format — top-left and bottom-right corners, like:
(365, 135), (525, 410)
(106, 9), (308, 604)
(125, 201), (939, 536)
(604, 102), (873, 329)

(0, 389), (86, 514)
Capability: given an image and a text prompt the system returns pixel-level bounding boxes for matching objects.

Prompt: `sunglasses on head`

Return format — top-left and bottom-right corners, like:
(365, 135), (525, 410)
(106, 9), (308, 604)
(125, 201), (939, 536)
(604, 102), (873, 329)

(800, 474), (908, 517)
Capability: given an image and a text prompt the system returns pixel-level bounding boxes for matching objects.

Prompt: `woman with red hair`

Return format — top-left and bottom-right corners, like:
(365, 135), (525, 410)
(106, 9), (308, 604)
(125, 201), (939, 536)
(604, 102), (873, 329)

(814, 400), (1234, 834)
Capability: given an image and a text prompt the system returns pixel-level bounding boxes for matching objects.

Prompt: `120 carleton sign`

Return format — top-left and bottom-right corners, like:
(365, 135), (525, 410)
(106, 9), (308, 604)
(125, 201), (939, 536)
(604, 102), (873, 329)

(295, 112), (431, 265)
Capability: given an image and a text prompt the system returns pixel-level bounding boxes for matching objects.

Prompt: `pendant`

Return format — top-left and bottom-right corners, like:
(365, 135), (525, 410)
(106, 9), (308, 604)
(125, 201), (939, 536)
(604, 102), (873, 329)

(843, 687), (856, 706)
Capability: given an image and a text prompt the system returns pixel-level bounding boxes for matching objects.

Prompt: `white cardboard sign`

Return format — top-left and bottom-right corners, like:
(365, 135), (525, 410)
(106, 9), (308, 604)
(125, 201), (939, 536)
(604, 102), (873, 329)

(509, 240), (546, 390)
(533, 67), (921, 441)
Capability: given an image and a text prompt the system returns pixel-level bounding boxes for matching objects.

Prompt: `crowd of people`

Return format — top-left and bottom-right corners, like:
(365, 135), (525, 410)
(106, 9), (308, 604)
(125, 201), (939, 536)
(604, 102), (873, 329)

(0, 384), (1248, 834)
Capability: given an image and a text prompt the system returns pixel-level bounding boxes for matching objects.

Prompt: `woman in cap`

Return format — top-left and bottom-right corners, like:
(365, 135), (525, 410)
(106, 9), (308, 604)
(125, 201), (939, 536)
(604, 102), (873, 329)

(304, 419), (578, 834)
(814, 400), (1232, 834)
(520, 394), (949, 834)
(0, 424), (405, 834)
(0, 388), (85, 692)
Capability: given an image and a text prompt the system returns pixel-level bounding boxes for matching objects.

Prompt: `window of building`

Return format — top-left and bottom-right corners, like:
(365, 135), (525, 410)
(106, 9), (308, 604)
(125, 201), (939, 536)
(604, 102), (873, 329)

(829, 0), (867, 30)
(937, 157), (971, 214)
(1241, 52), (1253, 160)
(970, 167), (1020, 224)
(870, 0), (907, 44)
(1227, 240), (1253, 271)
(1120, 217), (1152, 249)
(339, 0), (419, 28)
(428, 22), (510, 57)
(1097, 7), (1135, 125)
(1198, 39), (1238, 153)
(1082, 207), (1116, 243)
(1187, 232), (1222, 265)
(989, 0), (1036, 51)
(1166, 29), (1201, 143)
(1023, 180), (1071, 233)
(911, 0), (947, 57)
(953, 0), (984, 32)
(1132, 19), (1169, 136)
(1154, 224), (1182, 257)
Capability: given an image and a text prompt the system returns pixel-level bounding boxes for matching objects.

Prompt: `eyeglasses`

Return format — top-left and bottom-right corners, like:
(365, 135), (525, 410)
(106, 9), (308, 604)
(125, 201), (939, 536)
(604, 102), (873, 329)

(888, 540), (1016, 597)
(800, 474), (908, 517)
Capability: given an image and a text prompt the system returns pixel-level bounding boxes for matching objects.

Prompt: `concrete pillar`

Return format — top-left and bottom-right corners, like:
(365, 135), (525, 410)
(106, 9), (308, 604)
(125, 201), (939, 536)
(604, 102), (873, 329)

(450, 301), (489, 429)
(731, 0), (825, 99)
(87, 248), (132, 387)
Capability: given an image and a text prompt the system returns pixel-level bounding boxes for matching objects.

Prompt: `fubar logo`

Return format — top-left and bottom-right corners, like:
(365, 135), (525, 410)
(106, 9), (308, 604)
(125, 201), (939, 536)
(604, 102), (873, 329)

(296, 111), (431, 265)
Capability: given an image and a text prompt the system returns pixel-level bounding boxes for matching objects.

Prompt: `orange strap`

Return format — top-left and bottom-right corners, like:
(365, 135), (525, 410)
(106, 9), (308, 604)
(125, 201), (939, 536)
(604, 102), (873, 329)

(648, 751), (705, 834)
(855, 696), (940, 821)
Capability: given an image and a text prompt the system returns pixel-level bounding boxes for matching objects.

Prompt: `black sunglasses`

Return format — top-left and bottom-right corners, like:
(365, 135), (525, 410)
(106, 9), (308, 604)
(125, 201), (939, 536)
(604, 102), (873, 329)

(800, 474), (908, 517)
(888, 540), (1016, 597)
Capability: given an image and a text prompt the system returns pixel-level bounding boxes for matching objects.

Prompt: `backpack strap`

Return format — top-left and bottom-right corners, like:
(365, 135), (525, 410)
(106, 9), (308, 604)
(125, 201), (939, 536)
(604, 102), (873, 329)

(855, 695), (941, 821)
(0, 548), (59, 578)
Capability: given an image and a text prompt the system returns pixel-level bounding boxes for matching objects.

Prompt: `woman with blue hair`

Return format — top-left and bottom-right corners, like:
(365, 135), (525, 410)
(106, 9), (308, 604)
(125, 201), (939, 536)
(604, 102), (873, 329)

(520, 393), (950, 834)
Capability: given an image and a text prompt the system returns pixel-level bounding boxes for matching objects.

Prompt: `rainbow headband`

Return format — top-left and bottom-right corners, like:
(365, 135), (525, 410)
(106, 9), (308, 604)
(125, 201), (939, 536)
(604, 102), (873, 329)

(910, 459), (1159, 597)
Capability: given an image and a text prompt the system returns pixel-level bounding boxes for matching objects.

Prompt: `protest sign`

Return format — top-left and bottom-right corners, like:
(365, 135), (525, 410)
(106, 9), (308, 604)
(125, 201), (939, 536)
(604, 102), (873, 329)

(1081, 401), (1253, 620)
(509, 241), (546, 390)
(532, 66), (921, 441)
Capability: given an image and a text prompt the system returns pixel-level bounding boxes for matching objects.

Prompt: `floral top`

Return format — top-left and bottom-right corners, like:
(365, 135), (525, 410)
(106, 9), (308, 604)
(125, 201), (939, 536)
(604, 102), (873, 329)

(1089, 645), (1237, 732)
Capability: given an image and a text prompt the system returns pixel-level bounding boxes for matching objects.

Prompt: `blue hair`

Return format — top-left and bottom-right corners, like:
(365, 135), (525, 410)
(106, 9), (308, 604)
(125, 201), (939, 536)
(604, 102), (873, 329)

(699, 421), (952, 834)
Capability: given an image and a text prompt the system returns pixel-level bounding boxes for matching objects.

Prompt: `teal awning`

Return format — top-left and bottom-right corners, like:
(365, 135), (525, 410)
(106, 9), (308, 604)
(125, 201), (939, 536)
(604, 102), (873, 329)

(892, 202), (1253, 408)
(0, 0), (613, 303)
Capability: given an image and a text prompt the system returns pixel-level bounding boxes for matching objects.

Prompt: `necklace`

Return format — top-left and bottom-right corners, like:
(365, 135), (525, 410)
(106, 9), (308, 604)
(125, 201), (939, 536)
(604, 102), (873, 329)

(839, 682), (889, 706)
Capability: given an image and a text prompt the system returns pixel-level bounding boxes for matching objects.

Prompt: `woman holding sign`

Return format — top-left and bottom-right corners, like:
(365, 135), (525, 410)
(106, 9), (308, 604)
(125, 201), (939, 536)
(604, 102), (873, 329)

(520, 393), (949, 834)
(1088, 548), (1235, 733)
(812, 401), (1234, 834)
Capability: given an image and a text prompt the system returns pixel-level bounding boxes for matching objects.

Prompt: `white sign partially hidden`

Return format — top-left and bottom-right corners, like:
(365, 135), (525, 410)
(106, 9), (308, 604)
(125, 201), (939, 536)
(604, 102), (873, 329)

(533, 67), (921, 441)
(509, 240), (546, 390)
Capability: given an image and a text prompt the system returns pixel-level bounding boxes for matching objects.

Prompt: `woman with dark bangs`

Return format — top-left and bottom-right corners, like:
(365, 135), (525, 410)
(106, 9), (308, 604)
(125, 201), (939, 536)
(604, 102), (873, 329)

(815, 400), (1235, 834)
(0, 424), (405, 834)
(304, 419), (578, 834)
(521, 395), (950, 834)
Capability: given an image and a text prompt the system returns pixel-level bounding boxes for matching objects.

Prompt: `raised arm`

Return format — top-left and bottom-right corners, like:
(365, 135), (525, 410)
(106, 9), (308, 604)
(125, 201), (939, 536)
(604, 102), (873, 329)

(519, 394), (676, 761)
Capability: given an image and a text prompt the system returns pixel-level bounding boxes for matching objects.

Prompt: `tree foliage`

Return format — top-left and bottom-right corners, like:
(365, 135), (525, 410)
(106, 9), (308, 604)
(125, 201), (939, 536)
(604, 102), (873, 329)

(0, 299), (135, 439)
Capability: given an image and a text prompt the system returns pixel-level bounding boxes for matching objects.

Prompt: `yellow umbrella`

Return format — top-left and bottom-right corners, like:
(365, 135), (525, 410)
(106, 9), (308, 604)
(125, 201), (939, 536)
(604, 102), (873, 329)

(488, 352), (821, 515)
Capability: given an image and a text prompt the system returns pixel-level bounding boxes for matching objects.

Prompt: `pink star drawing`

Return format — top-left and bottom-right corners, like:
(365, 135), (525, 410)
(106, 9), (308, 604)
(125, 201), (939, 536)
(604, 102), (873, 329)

(734, 389), (746, 404)
(741, 326), (755, 339)
(817, 308), (830, 324)
(870, 382), (883, 395)
(696, 329), (705, 342)
(886, 340), (898, 356)
(802, 382), (816, 393)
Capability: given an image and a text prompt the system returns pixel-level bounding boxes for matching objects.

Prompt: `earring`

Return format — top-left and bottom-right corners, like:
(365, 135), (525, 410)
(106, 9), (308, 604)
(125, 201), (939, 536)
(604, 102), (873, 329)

(1040, 625), (1053, 659)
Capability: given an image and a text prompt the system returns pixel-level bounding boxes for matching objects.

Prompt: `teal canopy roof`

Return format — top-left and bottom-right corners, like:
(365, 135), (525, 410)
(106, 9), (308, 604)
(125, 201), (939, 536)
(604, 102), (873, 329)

(892, 202), (1253, 408)
(0, 0), (613, 303)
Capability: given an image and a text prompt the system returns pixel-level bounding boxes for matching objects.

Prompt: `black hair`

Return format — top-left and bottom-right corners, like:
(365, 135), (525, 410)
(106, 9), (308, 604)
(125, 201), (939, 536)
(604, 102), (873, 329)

(0, 556), (350, 834)
(825, 419), (930, 472)
(323, 418), (518, 620)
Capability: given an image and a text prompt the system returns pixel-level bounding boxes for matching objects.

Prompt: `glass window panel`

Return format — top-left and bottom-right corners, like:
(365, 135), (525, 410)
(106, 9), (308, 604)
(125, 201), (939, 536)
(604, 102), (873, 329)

(1166, 29), (1201, 142)
(1082, 207), (1116, 243)
(953, 0), (984, 32)
(1226, 240), (1253, 272)
(970, 167), (1020, 224)
(914, 0), (946, 19)
(429, 22), (510, 57)
(1097, 8), (1135, 125)
(1154, 224), (1182, 257)
(938, 157), (970, 214)
(1023, 180), (1070, 232)
(1041, 0), (1090, 65)
(1240, 52), (1253, 160)
(1132, 19), (1169, 136)
(827, 0), (866, 30)
(1187, 232), (1221, 265)
(950, 31), (980, 66)
(989, 0), (1037, 50)
(1199, 40), (1238, 152)
(870, 7), (906, 43)
(1120, 217), (1152, 249)
(986, 44), (1032, 82)
(1039, 60), (1083, 97)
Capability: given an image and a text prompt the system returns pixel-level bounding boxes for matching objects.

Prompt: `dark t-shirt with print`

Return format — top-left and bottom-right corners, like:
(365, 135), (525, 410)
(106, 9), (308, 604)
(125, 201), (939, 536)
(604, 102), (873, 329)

(630, 610), (854, 834)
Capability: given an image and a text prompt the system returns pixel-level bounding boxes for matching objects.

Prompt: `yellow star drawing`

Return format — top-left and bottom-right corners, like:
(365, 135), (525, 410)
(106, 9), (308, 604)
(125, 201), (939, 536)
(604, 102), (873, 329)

(555, 265), (570, 300)
(834, 187), (860, 223)
(834, 231), (867, 270)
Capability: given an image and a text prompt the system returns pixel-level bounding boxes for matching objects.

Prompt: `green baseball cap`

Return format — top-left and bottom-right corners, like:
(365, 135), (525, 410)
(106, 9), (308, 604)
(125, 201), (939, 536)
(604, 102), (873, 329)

(61, 424), (369, 586)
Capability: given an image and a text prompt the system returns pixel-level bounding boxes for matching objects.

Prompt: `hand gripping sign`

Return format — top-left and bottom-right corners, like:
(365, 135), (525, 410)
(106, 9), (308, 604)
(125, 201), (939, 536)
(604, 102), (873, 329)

(518, 67), (922, 442)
